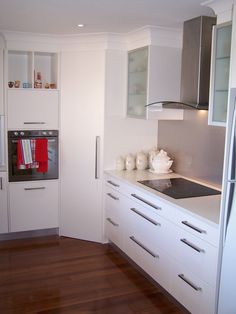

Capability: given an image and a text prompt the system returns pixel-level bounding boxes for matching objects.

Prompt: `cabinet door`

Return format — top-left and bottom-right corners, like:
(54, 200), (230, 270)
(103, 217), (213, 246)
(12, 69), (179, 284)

(0, 48), (4, 115)
(9, 181), (59, 232)
(231, 5), (236, 88)
(60, 50), (105, 243)
(171, 260), (216, 314)
(209, 22), (232, 126)
(0, 172), (8, 233)
(7, 89), (59, 129)
(127, 47), (148, 118)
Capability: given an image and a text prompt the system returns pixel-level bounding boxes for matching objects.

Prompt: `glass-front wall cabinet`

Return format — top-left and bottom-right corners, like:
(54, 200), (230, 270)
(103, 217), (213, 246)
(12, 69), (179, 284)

(209, 22), (232, 126)
(127, 47), (148, 118)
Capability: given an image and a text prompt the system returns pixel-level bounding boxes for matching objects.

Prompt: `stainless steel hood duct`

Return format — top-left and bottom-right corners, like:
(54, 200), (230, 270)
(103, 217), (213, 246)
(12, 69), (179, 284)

(147, 16), (216, 110)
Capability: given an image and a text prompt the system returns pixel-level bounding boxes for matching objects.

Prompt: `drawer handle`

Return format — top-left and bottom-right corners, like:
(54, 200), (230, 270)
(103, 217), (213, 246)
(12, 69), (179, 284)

(181, 221), (206, 234)
(24, 187), (46, 191)
(131, 194), (161, 210)
(106, 218), (119, 227)
(178, 274), (202, 291)
(107, 193), (119, 201)
(107, 180), (120, 188)
(130, 208), (161, 226)
(23, 122), (46, 125)
(180, 238), (205, 253)
(130, 236), (159, 258)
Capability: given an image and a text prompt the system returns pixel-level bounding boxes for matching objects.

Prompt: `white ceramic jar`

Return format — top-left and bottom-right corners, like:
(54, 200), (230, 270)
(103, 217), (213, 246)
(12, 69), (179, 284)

(136, 151), (148, 170)
(125, 154), (136, 170)
(116, 156), (125, 171)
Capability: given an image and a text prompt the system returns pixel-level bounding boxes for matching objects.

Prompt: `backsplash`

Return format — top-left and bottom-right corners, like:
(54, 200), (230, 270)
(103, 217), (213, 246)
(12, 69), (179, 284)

(158, 110), (226, 186)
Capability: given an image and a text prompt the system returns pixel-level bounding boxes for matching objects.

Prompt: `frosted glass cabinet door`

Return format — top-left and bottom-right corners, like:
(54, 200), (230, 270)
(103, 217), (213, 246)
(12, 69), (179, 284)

(127, 47), (148, 118)
(209, 22), (232, 126)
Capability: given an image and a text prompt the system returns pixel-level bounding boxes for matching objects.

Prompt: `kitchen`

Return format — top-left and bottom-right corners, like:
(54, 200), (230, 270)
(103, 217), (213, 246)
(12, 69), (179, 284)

(0, 0), (235, 313)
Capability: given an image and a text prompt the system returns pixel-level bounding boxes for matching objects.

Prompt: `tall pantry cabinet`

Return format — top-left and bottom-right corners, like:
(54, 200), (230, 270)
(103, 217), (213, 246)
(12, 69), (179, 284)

(60, 50), (105, 242)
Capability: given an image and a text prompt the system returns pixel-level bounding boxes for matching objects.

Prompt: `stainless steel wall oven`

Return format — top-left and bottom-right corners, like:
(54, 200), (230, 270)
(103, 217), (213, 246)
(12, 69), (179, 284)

(8, 130), (59, 182)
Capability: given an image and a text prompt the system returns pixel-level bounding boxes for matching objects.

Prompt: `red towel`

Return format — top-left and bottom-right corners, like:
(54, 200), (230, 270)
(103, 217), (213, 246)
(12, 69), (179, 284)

(35, 138), (48, 172)
(17, 139), (24, 169)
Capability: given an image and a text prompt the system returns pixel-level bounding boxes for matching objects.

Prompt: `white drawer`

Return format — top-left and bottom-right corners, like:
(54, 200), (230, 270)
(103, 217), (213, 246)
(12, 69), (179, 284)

(125, 233), (171, 293)
(125, 197), (173, 254)
(170, 260), (216, 314)
(172, 225), (218, 286)
(174, 209), (219, 247)
(105, 175), (123, 193)
(9, 181), (59, 232)
(124, 184), (177, 222)
(104, 185), (124, 249)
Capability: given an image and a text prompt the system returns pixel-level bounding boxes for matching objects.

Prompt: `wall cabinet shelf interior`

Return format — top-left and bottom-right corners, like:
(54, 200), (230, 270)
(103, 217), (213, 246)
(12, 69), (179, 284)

(209, 22), (232, 126)
(8, 50), (58, 90)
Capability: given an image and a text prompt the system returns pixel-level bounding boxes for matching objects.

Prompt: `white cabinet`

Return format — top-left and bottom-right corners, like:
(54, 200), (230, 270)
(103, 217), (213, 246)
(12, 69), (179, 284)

(104, 173), (219, 314)
(9, 180), (59, 232)
(60, 50), (105, 243)
(0, 47), (4, 115)
(104, 184), (125, 250)
(209, 22), (232, 126)
(0, 172), (8, 233)
(127, 45), (181, 118)
(7, 89), (59, 129)
(230, 5), (236, 88)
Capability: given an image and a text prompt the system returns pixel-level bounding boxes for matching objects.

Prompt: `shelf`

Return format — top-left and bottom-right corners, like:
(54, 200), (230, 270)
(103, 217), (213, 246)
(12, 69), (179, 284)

(8, 50), (58, 90)
(215, 56), (230, 60)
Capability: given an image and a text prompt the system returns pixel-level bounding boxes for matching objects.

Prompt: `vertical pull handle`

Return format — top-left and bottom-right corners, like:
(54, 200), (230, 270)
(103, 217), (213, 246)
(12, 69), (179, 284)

(95, 136), (100, 179)
(0, 177), (2, 190)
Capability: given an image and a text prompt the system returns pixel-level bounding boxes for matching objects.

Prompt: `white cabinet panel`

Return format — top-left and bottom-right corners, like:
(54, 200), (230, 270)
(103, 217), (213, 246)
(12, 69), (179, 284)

(0, 48), (4, 115)
(171, 260), (215, 314)
(105, 186), (124, 249)
(9, 180), (59, 232)
(60, 50), (105, 243)
(230, 5), (236, 88)
(0, 172), (8, 233)
(171, 225), (218, 286)
(7, 89), (59, 129)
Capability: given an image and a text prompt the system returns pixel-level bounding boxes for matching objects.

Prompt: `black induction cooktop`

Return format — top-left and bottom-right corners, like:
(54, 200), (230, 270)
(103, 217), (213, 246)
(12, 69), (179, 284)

(138, 178), (221, 199)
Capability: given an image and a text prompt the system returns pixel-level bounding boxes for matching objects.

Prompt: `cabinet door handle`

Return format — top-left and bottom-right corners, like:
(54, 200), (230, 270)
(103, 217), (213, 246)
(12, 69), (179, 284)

(107, 180), (120, 188)
(131, 193), (161, 210)
(106, 218), (119, 227)
(24, 187), (46, 191)
(95, 136), (100, 179)
(107, 193), (119, 201)
(178, 274), (202, 291)
(130, 208), (161, 226)
(181, 221), (206, 234)
(0, 177), (2, 190)
(180, 238), (205, 253)
(130, 236), (159, 258)
(23, 122), (46, 125)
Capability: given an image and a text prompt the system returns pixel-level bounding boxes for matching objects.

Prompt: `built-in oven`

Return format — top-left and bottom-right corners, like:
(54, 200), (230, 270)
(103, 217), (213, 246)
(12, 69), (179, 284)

(8, 130), (59, 182)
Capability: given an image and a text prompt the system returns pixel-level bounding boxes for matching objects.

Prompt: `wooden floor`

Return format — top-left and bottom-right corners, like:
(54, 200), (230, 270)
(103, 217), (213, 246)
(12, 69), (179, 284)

(0, 236), (188, 314)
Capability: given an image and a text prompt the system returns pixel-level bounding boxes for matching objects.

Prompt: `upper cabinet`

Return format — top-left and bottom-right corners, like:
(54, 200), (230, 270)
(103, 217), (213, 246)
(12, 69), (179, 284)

(7, 50), (59, 90)
(208, 22), (232, 126)
(230, 5), (236, 88)
(7, 50), (60, 130)
(0, 48), (3, 115)
(127, 45), (181, 119)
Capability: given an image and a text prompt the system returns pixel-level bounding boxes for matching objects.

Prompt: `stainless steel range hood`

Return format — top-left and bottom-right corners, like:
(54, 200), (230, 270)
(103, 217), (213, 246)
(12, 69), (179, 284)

(147, 15), (216, 112)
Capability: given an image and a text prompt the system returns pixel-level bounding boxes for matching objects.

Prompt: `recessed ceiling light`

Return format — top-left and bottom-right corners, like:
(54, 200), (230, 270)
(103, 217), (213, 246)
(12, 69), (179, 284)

(77, 24), (85, 28)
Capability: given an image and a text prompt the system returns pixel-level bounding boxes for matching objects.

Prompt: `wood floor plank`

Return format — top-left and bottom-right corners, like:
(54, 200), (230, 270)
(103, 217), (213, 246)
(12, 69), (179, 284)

(0, 236), (188, 314)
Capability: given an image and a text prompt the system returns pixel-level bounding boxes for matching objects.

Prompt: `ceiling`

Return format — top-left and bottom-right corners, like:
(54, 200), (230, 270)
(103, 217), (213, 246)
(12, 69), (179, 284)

(0, 0), (214, 35)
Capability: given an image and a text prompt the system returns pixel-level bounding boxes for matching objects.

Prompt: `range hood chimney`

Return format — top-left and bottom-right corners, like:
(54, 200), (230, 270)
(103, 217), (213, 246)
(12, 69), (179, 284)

(147, 15), (216, 111)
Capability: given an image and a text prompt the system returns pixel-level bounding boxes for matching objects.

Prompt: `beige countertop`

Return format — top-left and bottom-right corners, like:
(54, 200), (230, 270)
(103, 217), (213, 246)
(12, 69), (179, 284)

(105, 169), (221, 226)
